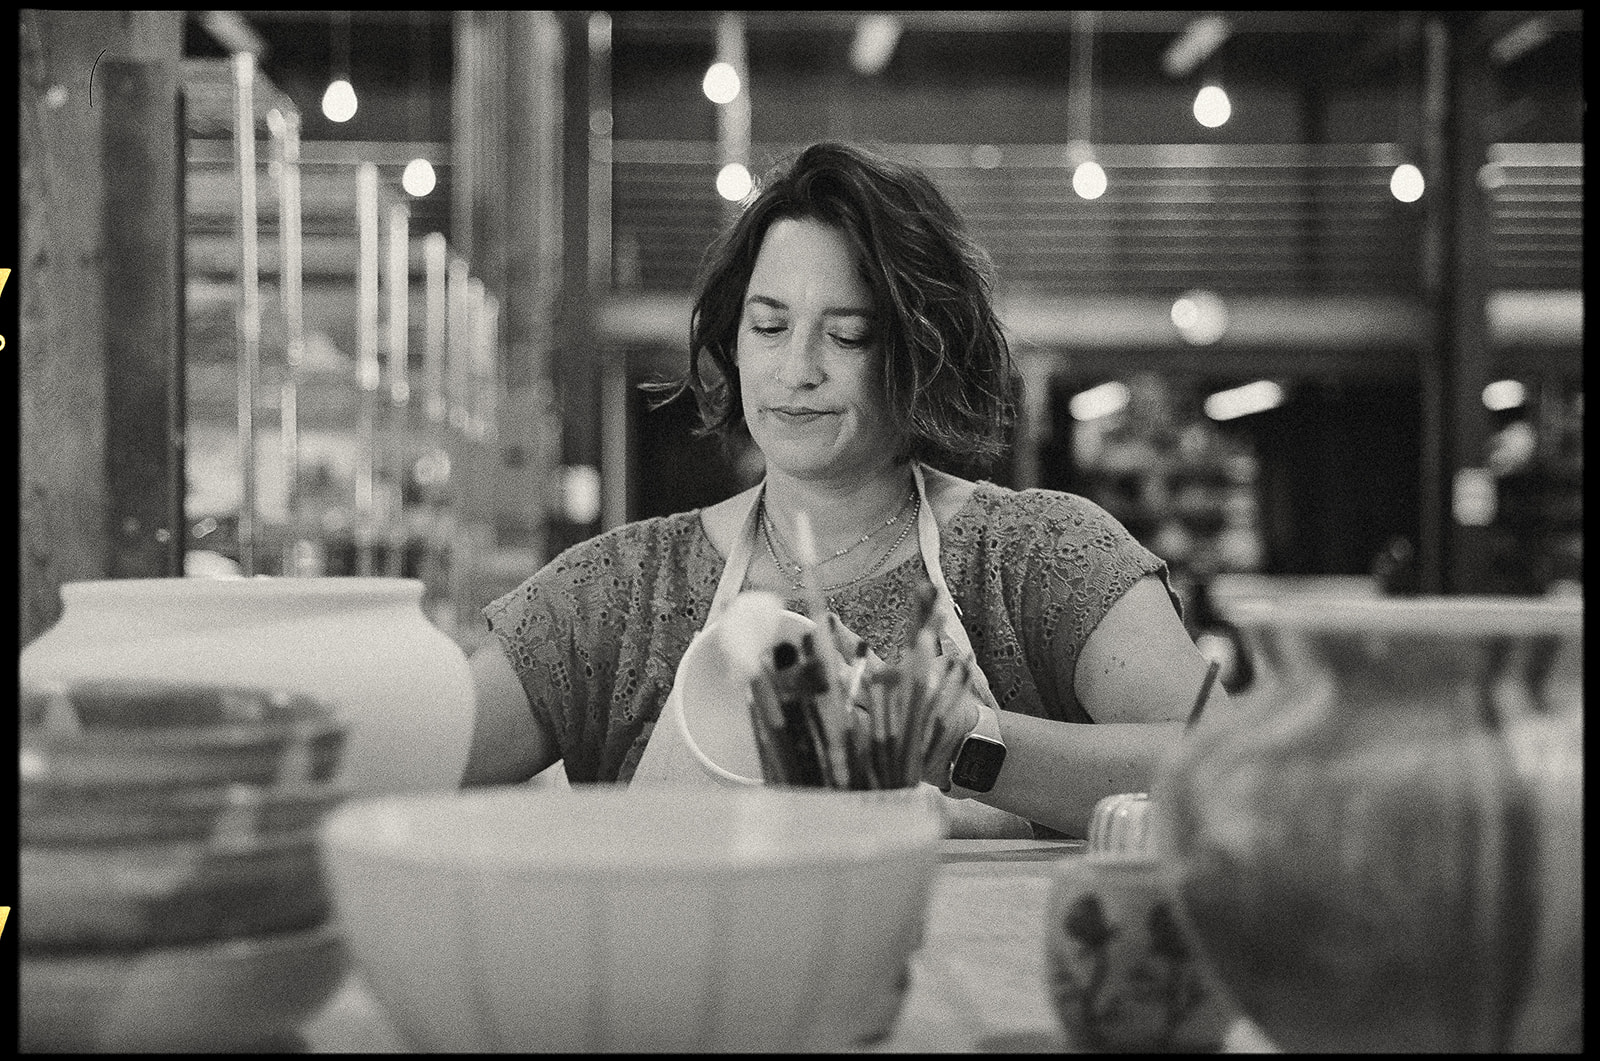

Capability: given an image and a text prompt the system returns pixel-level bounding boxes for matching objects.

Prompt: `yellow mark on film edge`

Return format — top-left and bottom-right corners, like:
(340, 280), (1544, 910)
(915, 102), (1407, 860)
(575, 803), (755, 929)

(0, 905), (9, 940)
(0, 268), (10, 299)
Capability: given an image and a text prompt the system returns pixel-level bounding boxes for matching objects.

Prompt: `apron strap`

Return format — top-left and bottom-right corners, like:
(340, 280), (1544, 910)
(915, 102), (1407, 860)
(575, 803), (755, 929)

(709, 465), (999, 711)
(912, 463), (1000, 710)
(707, 484), (766, 622)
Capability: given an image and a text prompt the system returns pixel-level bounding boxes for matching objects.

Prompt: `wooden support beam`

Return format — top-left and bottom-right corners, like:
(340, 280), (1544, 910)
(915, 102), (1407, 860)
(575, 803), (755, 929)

(1418, 14), (1498, 594)
(101, 58), (187, 579)
(19, 11), (184, 647)
(555, 11), (600, 519)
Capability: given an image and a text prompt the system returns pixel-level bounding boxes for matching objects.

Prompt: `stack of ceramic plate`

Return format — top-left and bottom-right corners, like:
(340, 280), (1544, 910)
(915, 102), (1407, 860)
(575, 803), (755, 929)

(18, 678), (353, 1052)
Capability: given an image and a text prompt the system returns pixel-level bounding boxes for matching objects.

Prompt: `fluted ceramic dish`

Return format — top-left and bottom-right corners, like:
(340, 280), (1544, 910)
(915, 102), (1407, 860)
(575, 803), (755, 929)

(1086, 791), (1158, 854)
(19, 922), (348, 1052)
(321, 783), (946, 1052)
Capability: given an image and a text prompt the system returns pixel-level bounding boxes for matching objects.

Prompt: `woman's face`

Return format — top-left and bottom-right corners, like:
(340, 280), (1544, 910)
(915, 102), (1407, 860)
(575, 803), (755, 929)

(737, 217), (903, 483)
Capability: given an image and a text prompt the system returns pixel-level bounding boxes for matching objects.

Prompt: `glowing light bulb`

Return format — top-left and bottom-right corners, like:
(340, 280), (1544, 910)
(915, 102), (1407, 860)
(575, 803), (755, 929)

(1205, 380), (1284, 421)
(322, 78), (358, 123)
(716, 162), (753, 202)
(1069, 381), (1130, 421)
(1072, 160), (1108, 200)
(702, 62), (741, 105)
(1482, 379), (1527, 411)
(1193, 84), (1231, 128)
(402, 158), (437, 197)
(1389, 163), (1425, 203)
(1172, 290), (1230, 345)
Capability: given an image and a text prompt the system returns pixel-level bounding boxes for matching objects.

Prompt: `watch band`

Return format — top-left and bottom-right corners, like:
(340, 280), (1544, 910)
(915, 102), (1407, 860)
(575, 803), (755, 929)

(946, 700), (1006, 798)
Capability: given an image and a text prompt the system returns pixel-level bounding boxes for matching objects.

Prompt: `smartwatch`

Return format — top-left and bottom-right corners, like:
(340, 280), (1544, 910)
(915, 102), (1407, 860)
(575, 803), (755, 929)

(945, 701), (1007, 797)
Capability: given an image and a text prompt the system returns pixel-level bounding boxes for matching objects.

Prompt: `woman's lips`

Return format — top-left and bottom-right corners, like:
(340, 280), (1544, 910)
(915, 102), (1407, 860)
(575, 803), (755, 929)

(768, 406), (834, 425)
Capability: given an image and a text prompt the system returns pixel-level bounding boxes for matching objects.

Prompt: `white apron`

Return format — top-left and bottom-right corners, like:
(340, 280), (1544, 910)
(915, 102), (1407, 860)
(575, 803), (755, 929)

(631, 464), (1032, 838)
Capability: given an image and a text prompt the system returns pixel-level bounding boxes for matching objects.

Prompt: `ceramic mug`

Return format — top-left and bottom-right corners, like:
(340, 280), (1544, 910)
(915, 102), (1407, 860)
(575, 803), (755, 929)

(1044, 851), (1236, 1053)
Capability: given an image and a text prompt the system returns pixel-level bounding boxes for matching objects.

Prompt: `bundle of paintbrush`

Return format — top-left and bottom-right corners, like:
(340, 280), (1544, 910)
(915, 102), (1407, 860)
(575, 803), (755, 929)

(744, 580), (974, 790)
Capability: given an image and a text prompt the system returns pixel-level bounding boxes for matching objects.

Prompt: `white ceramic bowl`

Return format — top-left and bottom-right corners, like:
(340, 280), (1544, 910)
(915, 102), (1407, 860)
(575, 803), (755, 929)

(321, 784), (947, 1052)
(19, 923), (348, 1052)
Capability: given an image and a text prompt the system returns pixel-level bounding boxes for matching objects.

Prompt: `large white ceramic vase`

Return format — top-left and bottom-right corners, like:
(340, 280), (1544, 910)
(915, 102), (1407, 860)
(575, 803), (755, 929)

(20, 577), (476, 797)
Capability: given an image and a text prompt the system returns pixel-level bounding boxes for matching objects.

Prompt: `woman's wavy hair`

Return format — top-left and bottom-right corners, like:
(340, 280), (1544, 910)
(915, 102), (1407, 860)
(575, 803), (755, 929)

(653, 141), (1018, 472)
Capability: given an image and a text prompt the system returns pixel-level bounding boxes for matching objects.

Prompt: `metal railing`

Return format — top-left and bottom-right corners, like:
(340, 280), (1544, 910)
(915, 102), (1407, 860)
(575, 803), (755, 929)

(1485, 142), (1583, 291)
(608, 140), (1582, 299)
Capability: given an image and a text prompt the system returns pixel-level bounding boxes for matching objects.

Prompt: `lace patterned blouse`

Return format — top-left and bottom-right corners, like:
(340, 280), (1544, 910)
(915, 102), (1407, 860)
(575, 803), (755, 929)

(484, 481), (1177, 784)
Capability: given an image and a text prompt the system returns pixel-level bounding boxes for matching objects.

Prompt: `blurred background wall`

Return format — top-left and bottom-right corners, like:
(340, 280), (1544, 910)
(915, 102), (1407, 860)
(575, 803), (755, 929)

(19, 10), (1583, 649)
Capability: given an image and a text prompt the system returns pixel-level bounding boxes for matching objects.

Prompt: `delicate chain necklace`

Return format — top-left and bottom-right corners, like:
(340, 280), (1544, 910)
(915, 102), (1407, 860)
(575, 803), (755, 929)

(761, 490), (919, 595)
(774, 488), (916, 565)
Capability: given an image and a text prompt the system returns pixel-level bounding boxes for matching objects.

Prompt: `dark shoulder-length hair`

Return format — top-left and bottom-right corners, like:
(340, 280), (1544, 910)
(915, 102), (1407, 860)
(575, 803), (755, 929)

(655, 141), (1018, 472)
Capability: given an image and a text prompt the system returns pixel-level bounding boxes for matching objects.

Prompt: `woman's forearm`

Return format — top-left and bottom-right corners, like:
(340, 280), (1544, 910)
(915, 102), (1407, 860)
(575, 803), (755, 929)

(961, 710), (1185, 838)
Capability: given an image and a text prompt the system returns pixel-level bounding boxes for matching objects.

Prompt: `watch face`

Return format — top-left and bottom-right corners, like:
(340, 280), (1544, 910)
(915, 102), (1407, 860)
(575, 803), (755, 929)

(951, 736), (1006, 794)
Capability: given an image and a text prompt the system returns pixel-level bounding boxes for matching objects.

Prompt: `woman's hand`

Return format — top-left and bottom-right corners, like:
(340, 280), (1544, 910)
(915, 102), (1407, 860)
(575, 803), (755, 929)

(819, 612), (883, 671)
(911, 656), (982, 789)
(818, 613), (888, 707)
(822, 612), (979, 789)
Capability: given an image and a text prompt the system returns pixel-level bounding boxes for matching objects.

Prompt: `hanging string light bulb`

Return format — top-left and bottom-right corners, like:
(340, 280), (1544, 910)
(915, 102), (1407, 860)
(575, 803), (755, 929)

(402, 11), (437, 198)
(711, 13), (752, 206)
(1066, 10), (1107, 201)
(702, 61), (741, 105)
(1193, 84), (1231, 128)
(321, 11), (358, 124)
(1390, 162), (1425, 203)
(1388, 16), (1426, 204)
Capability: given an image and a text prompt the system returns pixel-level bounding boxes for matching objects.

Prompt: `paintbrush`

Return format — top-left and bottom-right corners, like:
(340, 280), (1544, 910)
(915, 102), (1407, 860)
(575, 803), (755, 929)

(790, 511), (834, 630)
(749, 662), (800, 784)
(748, 697), (786, 783)
(1185, 659), (1222, 730)
(768, 639), (826, 786)
(843, 638), (870, 704)
(797, 632), (851, 786)
(791, 512), (855, 770)
(902, 580), (940, 699)
(900, 656), (964, 784)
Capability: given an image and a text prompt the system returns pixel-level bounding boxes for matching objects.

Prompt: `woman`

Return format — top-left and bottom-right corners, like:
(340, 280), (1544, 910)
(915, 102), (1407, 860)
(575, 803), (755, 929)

(463, 142), (1216, 838)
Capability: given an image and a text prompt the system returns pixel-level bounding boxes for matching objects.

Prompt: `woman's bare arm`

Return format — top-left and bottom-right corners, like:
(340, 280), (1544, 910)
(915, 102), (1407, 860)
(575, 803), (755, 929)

(923, 576), (1219, 836)
(1072, 575), (1217, 725)
(459, 643), (562, 787)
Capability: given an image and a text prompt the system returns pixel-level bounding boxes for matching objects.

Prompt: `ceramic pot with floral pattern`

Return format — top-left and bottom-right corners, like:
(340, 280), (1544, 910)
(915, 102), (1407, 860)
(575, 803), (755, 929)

(1044, 851), (1236, 1053)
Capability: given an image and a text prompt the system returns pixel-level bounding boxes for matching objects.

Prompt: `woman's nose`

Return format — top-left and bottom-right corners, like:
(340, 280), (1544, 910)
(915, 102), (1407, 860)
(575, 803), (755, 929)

(773, 328), (826, 387)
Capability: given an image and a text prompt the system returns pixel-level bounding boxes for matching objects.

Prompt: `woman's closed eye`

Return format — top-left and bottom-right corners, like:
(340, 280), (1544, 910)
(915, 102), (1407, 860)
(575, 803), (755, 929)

(830, 331), (871, 349)
(746, 318), (872, 350)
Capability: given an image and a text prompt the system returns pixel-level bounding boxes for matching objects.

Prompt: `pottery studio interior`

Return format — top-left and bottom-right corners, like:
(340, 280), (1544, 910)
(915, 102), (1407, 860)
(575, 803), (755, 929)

(19, 10), (1583, 660)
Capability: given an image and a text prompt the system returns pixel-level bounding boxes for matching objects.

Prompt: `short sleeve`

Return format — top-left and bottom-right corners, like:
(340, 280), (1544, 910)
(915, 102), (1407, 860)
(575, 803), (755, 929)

(941, 484), (1179, 722)
(481, 513), (724, 783)
(483, 543), (617, 777)
(1011, 488), (1180, 670)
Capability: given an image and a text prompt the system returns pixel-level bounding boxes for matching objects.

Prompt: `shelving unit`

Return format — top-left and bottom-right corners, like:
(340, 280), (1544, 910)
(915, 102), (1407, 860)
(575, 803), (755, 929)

(180, 56), (504, 646)
(1062, 374), (1266, 593)
(1486, 385), (1584, 593)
